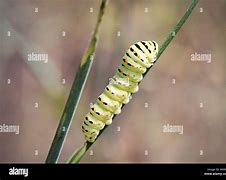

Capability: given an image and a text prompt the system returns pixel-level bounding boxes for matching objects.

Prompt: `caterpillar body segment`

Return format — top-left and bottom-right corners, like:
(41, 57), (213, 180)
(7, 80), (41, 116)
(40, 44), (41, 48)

(97, 92), (122, 114)
(122, 56), (147, 74)
(84, 113), (105, 130)
(90, 103), (113, 124)
(105, 84), (131, 104)
(117, 64), (143, 83)
(111, 74), (139, 93)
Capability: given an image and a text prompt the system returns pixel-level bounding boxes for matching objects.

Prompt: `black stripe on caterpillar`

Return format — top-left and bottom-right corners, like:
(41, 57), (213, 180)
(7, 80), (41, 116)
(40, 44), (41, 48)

(82, 41), (158, 142)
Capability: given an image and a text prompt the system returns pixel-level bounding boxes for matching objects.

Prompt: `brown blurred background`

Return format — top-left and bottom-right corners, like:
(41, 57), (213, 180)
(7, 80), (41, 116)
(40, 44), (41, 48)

(0, 0), (226, 163)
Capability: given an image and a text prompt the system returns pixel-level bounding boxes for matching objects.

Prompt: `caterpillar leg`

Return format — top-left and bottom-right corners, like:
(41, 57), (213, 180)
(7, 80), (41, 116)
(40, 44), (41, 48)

(82, 122), (99, 137)
(84, 133), (98, 143)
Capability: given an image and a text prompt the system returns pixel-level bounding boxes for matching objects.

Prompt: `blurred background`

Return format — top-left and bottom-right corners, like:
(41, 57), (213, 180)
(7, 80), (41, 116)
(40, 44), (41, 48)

(0, 0), (226, 163)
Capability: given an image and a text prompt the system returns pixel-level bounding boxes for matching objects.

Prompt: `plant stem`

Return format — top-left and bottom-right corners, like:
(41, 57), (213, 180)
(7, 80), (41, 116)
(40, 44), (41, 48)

(67, 0), (199, 164)
(156, 0), (199, 59)
(45, 0), (109, 163)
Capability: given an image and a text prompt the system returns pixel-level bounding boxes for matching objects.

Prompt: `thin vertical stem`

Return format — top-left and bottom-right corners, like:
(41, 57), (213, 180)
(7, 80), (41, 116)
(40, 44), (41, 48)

(46, 0), (109, 163)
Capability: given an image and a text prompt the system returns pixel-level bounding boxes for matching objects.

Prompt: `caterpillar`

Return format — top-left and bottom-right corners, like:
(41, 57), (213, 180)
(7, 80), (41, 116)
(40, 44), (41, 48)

(82, 41), (158, 142)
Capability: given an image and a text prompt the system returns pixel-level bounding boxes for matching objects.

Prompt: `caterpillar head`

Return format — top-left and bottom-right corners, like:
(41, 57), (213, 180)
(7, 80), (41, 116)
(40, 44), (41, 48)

(150, 40), (158, 58)
(130, 41), (158, 65)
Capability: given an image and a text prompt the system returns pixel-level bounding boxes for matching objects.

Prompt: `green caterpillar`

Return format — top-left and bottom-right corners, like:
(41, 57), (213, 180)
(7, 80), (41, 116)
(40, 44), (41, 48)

(82, 41), (158, 142)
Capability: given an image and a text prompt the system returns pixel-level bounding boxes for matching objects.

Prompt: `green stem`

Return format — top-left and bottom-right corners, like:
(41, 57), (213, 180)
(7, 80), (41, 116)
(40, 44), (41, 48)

(67, 0), (199, 164)
(45, 0), (109, 163)
(156, 0), (199, 59)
